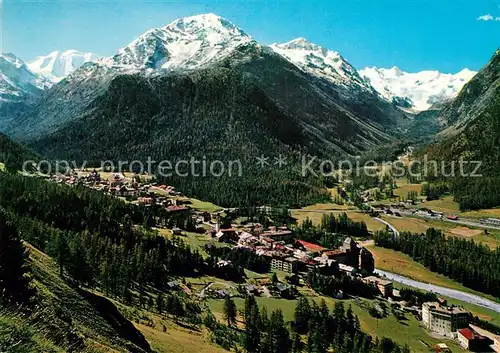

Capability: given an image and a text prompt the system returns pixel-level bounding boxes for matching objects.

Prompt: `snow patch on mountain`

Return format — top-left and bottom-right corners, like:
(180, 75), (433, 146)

(101, 13), (252, 72)
(28, 50), (100, 82)
(270, 38), (372, 91)
(0, 53), (52, 102)
(359, 66), (477, 111)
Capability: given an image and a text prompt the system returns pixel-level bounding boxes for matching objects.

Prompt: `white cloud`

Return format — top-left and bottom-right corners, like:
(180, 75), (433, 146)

(477, 14), (494, 21)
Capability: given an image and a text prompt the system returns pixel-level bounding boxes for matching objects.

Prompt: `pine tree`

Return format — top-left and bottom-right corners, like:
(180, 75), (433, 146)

(0, 209), (34, 303)
(186, 301), (202, 327)
(261, 305), (270, 332)
(271, 272), (279, 288)
(67, 233), (93, 287)
(294, 297), (312, 334)
(243, 297), (261, 353)
(346, 305), (355, 335)
(292, 332), (304, 353)
(223, 296), (237, 327)
(244, 295), (257, 324)
(269, 309), (291, 353)
(156, 293), (165, 314)
(49, 230), (69, 277)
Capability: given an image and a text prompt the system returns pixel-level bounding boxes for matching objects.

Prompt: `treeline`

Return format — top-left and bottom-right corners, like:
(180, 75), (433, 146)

(422, 94), (500, 211)
(209, 295), (409, 353)
(205, 246), (271, 274)
(421, 182), (448, 201)
(0, 132), (39, 173)
(295, 213), (369, 250)
(451, 177), (500, 211)
(306, 270), (379, 298)
(319, 212), (369, 237)
(374, 228), (500, 298)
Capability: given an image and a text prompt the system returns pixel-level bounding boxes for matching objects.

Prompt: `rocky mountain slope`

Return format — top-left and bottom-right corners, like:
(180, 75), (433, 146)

(28, 50), (99, 82)
(101, 13), (251, 72)
(437, 49), (500, 134)
(0, 53), (51, 101)
(360, 66), (476, 112)
(26, 41), (395, 207)
(270, 38), (405, 127)
(427, 49), (500, 161)
(0, 53), (52, 130)
(424, 49), (500, 210)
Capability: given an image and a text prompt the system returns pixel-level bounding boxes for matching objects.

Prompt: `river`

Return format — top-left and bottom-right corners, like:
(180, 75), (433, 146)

(374, 269), (500, 313)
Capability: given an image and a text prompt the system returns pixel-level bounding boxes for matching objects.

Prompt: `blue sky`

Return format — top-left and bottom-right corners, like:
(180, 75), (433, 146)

(2, 0), (499, 72)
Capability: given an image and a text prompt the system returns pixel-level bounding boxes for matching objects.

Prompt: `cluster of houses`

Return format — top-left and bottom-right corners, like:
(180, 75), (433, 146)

(421, 300), (500, 352)
(203, 221), (394, 298)
(374, 204), (461, 222)
(480, 218), (500, 227)
(49, 170), (189, 213)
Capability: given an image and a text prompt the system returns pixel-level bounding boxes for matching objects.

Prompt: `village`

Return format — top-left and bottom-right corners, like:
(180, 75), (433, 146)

(48, 169), (500, 353)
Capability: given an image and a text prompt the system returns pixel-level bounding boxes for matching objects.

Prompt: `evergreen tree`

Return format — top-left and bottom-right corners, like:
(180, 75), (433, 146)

(243, 296), (261, 353)
(67, 233), (93, 287)
(294, 297), (312, 334)
(0, 208), (34, 304)
(261, 306), (270, 332)
(292, 332), (304, 353)
(263, 309), (291, 353)
(223, 296), (237, 327)
(186, 301), (202, 327)
(156, 293), (165, 314)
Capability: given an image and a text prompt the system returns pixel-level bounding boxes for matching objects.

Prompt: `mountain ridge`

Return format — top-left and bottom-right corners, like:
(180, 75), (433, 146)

(100, 13), (252, 72)
(0, 53), (52, 130)
(28, 49), (100, 82)
(360, 65), (476, 112)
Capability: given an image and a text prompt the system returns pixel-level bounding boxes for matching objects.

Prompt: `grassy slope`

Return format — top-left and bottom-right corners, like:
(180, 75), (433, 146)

(108, 297), (227, 353)
(20, 242), (230, 353)
(12, 244), (152, 353)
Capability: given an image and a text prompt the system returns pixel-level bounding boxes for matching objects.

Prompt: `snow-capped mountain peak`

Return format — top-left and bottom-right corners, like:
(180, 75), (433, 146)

(103, 13), (252, 72)
(277, 37), (328, 53)
(359, 66), (477, 111)
(270, 38), (370, 90)
(28, 50), (99, 82)
(0, 53), (52, 103)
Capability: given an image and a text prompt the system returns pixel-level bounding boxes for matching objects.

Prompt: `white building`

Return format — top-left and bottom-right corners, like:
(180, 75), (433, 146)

(422, 302), (469, 338)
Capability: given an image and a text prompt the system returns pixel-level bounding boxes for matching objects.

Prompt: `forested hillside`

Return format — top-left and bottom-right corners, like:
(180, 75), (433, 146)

(0, 132), (39, 172)
(438, 49), (499, 131)
(0, 172), (411, 353)
(420, 49), (500, 210)
(425, 75), (500, 210)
